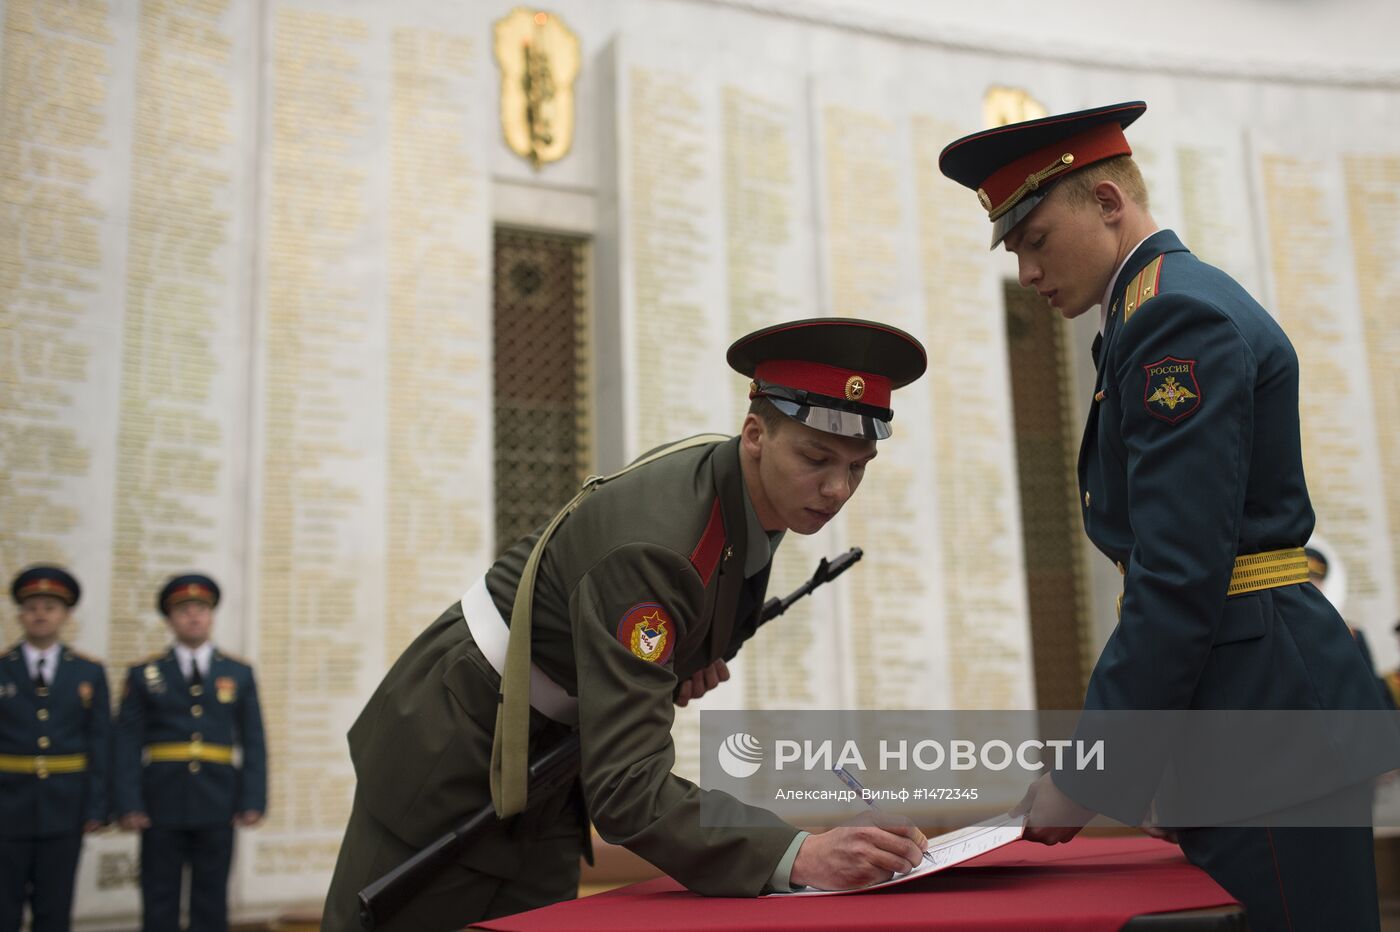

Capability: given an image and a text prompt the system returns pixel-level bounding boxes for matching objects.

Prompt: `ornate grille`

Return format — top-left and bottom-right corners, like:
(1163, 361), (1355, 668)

(1004, 282), (1091, 709)
(492, 228), (592, 553)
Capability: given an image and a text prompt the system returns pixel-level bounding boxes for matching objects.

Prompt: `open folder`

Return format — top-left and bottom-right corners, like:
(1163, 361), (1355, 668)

(765, 811), (1027, 897)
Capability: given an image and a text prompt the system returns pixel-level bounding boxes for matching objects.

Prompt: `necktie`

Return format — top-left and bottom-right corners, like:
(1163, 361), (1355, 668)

(1091, 332), (1104, 367)
(189, 659), (203, 695)
(34, 657), (46, 689)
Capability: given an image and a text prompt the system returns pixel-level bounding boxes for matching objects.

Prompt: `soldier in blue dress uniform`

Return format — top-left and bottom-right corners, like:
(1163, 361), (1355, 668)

(0, 566), (109, 932)
(940, 102), (1392, 930)
(114, 575), (266, 932)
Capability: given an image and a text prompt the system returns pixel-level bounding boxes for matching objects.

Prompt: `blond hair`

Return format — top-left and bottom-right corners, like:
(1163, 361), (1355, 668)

(1055, 155), (1150, 211)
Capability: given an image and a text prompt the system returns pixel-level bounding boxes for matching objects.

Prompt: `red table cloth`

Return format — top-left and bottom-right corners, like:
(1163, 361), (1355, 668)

(474, 837), (1239, 931)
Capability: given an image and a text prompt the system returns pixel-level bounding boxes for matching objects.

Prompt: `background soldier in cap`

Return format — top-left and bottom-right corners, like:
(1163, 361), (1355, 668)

(323, 318), (928, 930)
(0, 566), (109, 932)
(941, 103), (1390, 929)
(1387, 621), (1400, 710)
(1304, 535), (1395, 710)
(114, 574), (266, 932)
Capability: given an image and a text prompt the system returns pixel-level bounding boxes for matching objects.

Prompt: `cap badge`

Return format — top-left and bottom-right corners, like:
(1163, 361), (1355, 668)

(844, 375), (866, 402)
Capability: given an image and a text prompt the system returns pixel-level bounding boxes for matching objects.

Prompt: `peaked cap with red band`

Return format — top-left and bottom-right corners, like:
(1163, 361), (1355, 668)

(728, 317), (926, 440)
(159, 573), (221, 616)
(11, 565), (81, 607)
(939, 101), (1146, 247)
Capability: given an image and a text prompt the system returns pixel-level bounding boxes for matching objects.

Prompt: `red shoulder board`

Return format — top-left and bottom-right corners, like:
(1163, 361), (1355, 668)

(689, 497), (726, 587)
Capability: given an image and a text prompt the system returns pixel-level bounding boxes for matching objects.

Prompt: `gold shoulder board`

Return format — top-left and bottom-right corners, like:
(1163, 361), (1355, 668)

(1123, 255), (1165, 324)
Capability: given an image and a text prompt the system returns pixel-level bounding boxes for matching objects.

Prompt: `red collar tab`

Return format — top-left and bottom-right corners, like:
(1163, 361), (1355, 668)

(753, 359), (891, 408)
(689, 498), (727, 587)
(978, 122), (1132, 221)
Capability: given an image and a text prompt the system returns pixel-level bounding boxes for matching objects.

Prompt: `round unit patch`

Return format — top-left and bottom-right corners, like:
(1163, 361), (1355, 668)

(616, 602), (676, 664)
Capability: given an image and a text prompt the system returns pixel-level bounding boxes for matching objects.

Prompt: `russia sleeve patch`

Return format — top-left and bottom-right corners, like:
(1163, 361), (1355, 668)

(617, 602), (676, 664)
(1143, 356), (1201, 424)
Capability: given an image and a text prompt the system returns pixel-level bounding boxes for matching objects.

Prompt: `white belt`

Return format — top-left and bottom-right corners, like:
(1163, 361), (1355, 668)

(460, 576), (579, 726)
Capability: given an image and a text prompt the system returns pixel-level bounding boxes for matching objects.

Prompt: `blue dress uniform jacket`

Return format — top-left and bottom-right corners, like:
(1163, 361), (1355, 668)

(114, 649), (266, 827)
(1056, 230), (1389, 930)
(0, 645), (109, 932)
(0, 645), (110, 837)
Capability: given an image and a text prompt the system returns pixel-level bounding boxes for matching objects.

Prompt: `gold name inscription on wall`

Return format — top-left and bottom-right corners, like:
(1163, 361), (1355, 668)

(983, 86), (1047, 128)
(494, 8), (580, 167)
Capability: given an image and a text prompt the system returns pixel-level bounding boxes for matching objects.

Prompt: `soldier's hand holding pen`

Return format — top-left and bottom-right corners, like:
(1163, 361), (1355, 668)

(789, 811), (929, 890)
(784, 766), (931, 890)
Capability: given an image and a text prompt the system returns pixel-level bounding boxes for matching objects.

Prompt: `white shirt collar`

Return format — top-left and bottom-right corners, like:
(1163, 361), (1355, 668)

(1098, 234), (1156, 333)
(174, 642), (214, 679)
(21, 642), (61, 681)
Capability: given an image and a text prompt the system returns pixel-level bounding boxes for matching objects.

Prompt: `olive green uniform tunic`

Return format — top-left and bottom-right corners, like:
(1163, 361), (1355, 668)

(324, 436), (799, 929)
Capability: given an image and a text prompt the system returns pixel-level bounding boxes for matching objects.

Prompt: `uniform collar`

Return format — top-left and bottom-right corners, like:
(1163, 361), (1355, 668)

(1099, 232), (1157, 333)
(21, 641), (61, 680)
(741, 477), (784, 578)
(705, 437), (752, 660)
(173, 642), (215, 679)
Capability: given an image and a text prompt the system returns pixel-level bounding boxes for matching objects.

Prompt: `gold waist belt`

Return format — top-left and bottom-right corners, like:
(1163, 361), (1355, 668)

(145, 742), (234, 765)
(1118, 547), (1310, 617)
(1228, 547), (1309, 597)
(0, 753), (87, 775)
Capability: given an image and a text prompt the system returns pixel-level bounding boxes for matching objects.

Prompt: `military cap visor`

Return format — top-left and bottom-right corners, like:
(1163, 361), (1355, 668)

(159, 574), (221, 615)
(727, 318), (927, 440)
(12, 566), (81, 607)
(939, 101), (1146, 247)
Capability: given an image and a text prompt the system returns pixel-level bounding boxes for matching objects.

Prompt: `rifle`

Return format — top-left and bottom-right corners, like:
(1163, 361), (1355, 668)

(356, 733), (581, 929)
(758, 546), (862, 626)
(357, 546), (863, 929)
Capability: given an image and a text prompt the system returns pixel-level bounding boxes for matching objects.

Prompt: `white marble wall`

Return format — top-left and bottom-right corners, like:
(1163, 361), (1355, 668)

(1, 0), (1398, 924)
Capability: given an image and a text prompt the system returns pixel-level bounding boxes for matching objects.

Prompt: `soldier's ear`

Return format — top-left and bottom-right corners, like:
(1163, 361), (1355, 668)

(1093, 180), (1128, 224)
(740, 412), (768, 459)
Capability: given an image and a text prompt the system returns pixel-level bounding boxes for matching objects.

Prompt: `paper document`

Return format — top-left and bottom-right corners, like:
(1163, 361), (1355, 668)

(766, 811), (1026, 897)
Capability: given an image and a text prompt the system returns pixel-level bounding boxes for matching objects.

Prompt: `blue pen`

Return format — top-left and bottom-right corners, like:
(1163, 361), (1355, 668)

(833, 766), (932, 864)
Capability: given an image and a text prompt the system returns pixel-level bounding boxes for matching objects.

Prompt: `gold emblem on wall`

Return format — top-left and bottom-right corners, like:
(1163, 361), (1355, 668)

(983, 86), (1048, 128)
(494, 8), (580, 168)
